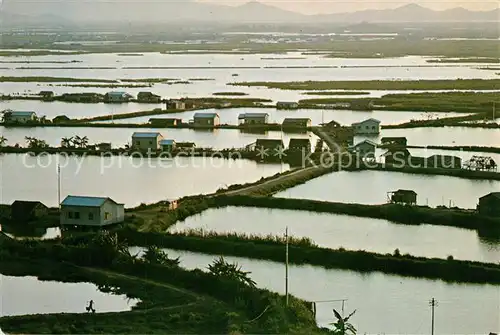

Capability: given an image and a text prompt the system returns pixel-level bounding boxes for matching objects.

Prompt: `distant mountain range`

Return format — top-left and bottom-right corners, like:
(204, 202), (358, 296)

(1, 1), (499, 25)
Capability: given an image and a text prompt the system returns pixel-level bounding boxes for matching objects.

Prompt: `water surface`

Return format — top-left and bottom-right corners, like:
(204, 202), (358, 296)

(169, 206), (500, 263)
(128, 247), (500, 334)
(0, 275), (137, 316)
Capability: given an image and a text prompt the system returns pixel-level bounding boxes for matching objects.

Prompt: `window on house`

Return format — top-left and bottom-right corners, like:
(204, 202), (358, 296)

(372, 126), (376, 130)
(68, 212), (73, 219)
(89, 213), (94, 220)
(74, 212), (80, 219)
(104, 212), (111, 220)
(136, 140), (140, 145)
(149, 140), (153, 144)
(365, 126), (369, 129)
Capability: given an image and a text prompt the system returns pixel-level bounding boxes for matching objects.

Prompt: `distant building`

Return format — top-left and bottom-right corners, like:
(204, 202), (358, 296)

(288, 138), (311, 153)
(381, 137), (407, 147)
(96, 143), (112, 151)
(52, 115), (71, 124)
(255, 139), (284, 153)
(160, 139), (176, 152)
(176, 142), (196, 152)
(2, 110), (37, 124)
(282, 118), (312, 129)
(193, 113), (220, 127)
(352, 118), (381, 135)
(166, 99), (186, 110)
(149, 118), (182, 127)
(322, 120), (341, 129)
(216, 102), (232, 109)
(39, 91), (54, 100)
(477, 192), (500, 217)
(131, 132), (163, 151)
(426, 155), (462, 169)
(238, 113), (269, 125)
(464, 155), (497, 171)
(137, 92), (161, 103)
(382, 147), (411, 165)
(60, 196), (125, 227)
(350, 139), (377, 156)
(104, 91), (133, 103)
(277, 101), (299, 110)
(388, 189), (417, 205)
(11, 200), (48, 223)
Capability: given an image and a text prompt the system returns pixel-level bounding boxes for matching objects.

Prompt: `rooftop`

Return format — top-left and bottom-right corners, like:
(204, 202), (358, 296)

(480, 192), (500, 200)
(193, 113), (219, 118)
(239, 113), (269, 118)
(132, 132), (162, 138)
(107, 91), (129, 96)
(391, 189), (417, 194)
(61, 196), (119, 207)
(353, 118), (381, 125)
(7, 111), (36, 116)
(160, 139), (175, 145)
(355, 139), (378, 147)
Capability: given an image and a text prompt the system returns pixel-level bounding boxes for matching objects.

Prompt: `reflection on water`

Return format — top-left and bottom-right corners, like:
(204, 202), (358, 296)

(128, 247), (500, 334)
(1, 224), (61, 240)
(0, 154), (289, 207)
(0, 275), (138, 316)
(169, 206), (500, 263)
(275, 170), (500, 209)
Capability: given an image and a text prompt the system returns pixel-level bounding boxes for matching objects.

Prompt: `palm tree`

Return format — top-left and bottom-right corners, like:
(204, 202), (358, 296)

(25, 136), (36, 148)
(329, 309), (356, 335)
(61, 137), (74, 148)
(0, 136), (7, 147)
(208, 256), (256, 287)
(80, 136), (89, 149)
(1, 110), (12, 123)
(73, 135), (83, 148)
(142, 245), (180, 267)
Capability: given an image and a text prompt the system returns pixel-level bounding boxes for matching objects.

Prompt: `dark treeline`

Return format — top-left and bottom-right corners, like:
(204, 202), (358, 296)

(119, 230), (500, 285)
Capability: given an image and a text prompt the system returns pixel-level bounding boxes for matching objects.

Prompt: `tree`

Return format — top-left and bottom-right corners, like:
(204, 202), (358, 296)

(208, 256), (256, 287)
(89, 231), (131, 265)
(329, 309), (356, 335)
(80, 136), (89, 149)
(61, 137), (74, 148)
(0, 136), (7, 147)
(25, 136), (48, 149)
(73, 135), (83, 148)
(141, 245), (180, 267)
(1, 110), (12, 123)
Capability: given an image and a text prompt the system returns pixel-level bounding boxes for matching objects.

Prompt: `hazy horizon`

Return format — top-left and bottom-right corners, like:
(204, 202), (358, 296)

(199, 0), (498, 14)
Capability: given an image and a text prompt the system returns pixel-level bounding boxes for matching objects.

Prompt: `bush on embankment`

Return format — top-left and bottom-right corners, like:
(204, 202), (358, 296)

(119, 230), (500, 285)
(209, 195), (500, 233)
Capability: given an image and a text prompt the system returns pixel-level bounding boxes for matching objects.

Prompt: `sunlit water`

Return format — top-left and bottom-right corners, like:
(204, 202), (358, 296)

(128, 247), (500, 334)
(168, 206), (500, 263)
(0, 275), (138, 316)
(274, 170), (500, 209)
(0, 154), (289, 207)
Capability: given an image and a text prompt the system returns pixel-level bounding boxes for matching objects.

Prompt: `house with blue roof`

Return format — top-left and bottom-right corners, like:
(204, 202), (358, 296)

(193, 112), (220, 127)
(104, 91), (133, 103)
(131, 132), (163, 151)
(2, 110), (37, 124)
(159, 139), (176, 152)
(60, 195), (124, 227)
(238, 112), (269, 125)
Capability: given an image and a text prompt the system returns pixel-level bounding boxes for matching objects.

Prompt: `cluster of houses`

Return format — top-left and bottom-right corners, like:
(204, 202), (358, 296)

(131, 132), (195, 152)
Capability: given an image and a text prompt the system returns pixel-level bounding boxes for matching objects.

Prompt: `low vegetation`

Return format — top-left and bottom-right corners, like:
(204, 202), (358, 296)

(232, 79), (500, 91)
(121, 230), (500, 284)
(303, 91), (370, 95)
(0, 233), (323, 334)
(212, 92), (248, 96)
(427, 58), (500, 64)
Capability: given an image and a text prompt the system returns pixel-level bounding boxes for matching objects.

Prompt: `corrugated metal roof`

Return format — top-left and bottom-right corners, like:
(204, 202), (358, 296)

(193, 113), (219, 118)
(352, 118), (381, 125)
(61, 196), (116, 207)
(240, 113), (269, 118)
(160, 139), (175, 145)
(132, 132), (162, 138)
(10, 111), (36, 116)
(107, 91), (128, 96)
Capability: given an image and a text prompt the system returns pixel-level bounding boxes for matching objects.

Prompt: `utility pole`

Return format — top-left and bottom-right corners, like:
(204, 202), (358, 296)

(429, 298), (438, 335)
(285, 226), (289, 307)
(57, 164), (61, 208)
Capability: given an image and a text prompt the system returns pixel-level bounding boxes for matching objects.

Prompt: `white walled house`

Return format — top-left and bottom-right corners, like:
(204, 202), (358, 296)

(131, 132), (163, 151)
(352, 118), (381, 135)
(60, 196), (125, 227)
(2, 110), (37, 124)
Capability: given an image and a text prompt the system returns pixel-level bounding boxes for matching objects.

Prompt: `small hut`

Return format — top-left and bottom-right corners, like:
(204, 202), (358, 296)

(388, 189), (417, 205)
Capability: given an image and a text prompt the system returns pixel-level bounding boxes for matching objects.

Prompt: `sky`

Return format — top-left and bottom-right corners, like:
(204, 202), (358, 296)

(196, 0), (499, 15)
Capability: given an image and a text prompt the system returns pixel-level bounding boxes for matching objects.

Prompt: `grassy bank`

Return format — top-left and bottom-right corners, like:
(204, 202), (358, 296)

(373, 164), (500, 181)
(427, 58), (500, 64)
(232, 79), (500, 91)
(0, 236), (322, 334)
(212, 92), (248, 96)
(303, 91), (370, 95)
(121, 230), (500, 284)
(209, 195), (500, 233)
